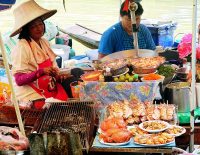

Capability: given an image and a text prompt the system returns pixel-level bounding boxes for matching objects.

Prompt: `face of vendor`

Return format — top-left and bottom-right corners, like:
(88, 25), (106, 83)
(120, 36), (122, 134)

(121, 15), (141, 35)
(28, 18), (45, 41)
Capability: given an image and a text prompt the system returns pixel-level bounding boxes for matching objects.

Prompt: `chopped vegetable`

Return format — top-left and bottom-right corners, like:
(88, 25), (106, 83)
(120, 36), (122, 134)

(143, 73), (162, 80)
(158, 65), (175, 78)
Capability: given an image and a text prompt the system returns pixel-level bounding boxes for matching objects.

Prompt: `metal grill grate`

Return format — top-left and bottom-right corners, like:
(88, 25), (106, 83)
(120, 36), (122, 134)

(0, 105), (43, 126)
(35, 100), (95, 150)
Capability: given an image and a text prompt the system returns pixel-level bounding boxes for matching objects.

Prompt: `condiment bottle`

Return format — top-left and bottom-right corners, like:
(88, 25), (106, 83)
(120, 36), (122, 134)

(104, 67), (113, 82)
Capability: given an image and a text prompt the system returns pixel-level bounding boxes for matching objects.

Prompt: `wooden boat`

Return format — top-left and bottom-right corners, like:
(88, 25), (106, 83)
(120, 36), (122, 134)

(59, 24), (102, 49)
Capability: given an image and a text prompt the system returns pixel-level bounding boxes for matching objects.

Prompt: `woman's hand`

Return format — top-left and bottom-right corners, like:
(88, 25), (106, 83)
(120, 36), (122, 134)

(43, 67), (59, 77)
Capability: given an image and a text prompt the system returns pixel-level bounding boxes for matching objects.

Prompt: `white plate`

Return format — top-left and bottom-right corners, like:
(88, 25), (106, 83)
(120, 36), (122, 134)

(112, 68), (129, 77)
(127, 125), (137, 130)
(164, 125), (186, 137)
(133, 140), (175, 147)
(99, 137), (132, 146)
(132, 71), (157, 77)
(139, 120), (169, 133)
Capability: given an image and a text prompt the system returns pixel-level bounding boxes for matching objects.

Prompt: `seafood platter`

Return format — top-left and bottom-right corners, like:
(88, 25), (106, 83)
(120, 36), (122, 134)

(95, 100), (186, 148)
(97, 117), (185, 147)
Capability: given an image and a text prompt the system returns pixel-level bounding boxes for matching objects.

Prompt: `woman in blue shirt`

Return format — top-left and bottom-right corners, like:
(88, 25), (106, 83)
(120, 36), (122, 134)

(98, 1), (156, 59)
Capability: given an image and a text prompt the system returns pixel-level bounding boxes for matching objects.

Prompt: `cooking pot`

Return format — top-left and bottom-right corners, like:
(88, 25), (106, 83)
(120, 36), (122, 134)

(165, 82), (192, 112)
(176, 67), (190, 81)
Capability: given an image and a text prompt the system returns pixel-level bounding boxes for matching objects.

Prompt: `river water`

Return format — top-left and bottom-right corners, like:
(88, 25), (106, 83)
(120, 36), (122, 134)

(0, 0), (200, 54)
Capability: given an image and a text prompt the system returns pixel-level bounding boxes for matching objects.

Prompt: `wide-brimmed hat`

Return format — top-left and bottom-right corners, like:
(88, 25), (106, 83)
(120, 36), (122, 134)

(10, 0), (57, 37)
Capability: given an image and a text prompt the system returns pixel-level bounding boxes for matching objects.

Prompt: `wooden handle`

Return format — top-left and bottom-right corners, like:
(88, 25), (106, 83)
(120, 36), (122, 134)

(0, 32), (25, 136)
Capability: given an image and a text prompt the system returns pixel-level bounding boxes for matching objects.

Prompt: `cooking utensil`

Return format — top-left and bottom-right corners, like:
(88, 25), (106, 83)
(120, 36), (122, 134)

(165, 82), (192, 112)
(100, 49), (158, 62)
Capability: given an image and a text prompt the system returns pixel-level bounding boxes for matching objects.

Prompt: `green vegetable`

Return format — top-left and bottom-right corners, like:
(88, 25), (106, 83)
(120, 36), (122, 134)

(158, 65), (175, 78)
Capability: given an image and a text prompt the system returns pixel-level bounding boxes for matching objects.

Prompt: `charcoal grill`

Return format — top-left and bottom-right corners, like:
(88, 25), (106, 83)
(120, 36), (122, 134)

(33, 100), (95, 150)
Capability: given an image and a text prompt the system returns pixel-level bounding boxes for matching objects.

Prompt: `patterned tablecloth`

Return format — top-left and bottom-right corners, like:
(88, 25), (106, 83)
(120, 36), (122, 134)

(79, 82), (159, 108)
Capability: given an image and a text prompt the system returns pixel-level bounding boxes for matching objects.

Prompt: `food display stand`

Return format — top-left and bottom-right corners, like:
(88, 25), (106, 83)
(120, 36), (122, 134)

(89, 144), (173, 154)
(0, 0), (199, 154)
(78, 81), (176, 154)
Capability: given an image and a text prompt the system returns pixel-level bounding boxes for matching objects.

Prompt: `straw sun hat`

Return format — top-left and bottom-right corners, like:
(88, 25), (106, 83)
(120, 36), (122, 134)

(10, 0), (57, 37)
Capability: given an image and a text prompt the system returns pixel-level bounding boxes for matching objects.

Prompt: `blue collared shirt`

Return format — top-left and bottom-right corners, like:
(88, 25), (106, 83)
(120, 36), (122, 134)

(98, 22), (156, 55)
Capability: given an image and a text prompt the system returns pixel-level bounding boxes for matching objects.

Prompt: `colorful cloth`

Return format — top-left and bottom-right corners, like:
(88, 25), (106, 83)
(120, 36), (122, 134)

(98, 22), (156, 55)
(79, 82), (159, 108)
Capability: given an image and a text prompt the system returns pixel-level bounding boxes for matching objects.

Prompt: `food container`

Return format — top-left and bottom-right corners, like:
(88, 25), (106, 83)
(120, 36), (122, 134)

(165, 82), (192, 112)
(133, 66), (157, 74)
(111, 65), (127, 76)
(70, 81), (81, 98)
(31, 98), (45, 110)
(176, 67), (190, 80)
(141, 75), (165, 83)
(81, 70), (102, 81)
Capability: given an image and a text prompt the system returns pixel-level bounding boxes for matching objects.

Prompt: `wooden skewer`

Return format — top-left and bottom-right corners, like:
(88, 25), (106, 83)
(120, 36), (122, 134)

(0, 32), (25, 136)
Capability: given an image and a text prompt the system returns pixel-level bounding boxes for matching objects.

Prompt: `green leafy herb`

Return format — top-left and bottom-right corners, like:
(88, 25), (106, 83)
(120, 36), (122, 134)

(158, 65), (175, 78)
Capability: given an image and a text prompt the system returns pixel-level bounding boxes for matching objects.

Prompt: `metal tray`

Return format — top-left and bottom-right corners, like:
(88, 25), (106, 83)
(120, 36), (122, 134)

(100, 49), (158, 62)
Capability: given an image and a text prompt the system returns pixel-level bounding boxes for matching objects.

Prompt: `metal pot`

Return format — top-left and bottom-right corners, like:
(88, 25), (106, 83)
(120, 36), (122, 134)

(165, 82), (191, 112)
(176, 67), (190, 81)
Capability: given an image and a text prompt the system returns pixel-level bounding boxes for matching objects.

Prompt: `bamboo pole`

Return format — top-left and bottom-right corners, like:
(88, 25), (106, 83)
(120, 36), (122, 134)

(0, 32), (25, 136)
(190, 0), (198, 152)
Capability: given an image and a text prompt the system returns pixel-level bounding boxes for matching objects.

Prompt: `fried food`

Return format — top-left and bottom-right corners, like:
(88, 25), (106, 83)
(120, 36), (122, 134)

(134, 133), (174, 145)
(99, 128), (131, 143)
(142, 121), (167, 131)
(164, 126), (185, 135)
(100, 117), (127, 132)
(129, 126), (148, 136)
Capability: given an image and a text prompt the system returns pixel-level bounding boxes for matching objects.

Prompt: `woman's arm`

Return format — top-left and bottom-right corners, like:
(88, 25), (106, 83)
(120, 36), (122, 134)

(14, 69), (44, 86)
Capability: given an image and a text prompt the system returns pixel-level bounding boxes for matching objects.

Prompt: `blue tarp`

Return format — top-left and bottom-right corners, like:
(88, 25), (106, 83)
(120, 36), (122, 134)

(0, 0), (16, 5)
(0, 0), (16, 11)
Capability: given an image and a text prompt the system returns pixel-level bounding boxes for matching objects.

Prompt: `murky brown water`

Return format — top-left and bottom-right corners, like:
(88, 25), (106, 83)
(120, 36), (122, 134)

(0, 0), (200, 54)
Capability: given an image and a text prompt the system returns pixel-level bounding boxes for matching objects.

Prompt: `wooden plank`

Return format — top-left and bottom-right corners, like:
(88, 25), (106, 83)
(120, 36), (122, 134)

(89, 147), (172, 153)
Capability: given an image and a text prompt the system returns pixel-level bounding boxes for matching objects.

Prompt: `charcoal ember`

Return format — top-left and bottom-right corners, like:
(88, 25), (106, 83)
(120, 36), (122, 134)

(29, 133), (46, 155)
(47, 132), (61, 155)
